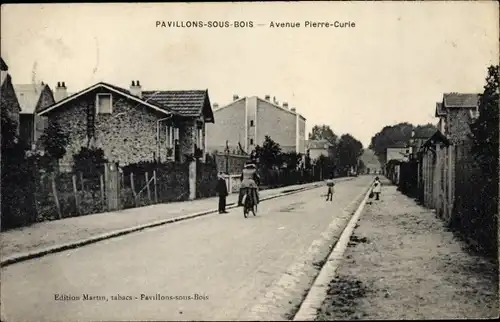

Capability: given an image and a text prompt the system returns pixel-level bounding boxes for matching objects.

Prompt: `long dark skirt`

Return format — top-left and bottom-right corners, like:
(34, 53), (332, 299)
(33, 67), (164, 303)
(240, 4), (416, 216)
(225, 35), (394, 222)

(238, 187), (259, 206)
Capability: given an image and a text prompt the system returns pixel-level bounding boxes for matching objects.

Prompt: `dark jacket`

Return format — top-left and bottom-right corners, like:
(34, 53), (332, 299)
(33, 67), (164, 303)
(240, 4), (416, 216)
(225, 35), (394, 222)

(216, 178), (228, 196)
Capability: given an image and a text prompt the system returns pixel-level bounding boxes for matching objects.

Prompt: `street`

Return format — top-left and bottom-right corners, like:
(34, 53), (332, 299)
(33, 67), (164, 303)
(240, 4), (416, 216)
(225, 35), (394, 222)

(1, 176), (373, 322)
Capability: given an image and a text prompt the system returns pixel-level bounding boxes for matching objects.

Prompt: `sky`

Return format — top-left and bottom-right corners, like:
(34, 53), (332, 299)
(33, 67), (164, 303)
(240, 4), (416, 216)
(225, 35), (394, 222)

(1, 2), (498, 148)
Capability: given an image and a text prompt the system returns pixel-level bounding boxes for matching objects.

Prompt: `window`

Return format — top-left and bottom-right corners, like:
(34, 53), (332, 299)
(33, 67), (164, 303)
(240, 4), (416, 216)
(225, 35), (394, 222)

(250, 139), (254, 145)
(250, 120), (254, 127)
(166, 126), (174, 147)
(96, 94), (112, 114)
(197, 128), (203, 149)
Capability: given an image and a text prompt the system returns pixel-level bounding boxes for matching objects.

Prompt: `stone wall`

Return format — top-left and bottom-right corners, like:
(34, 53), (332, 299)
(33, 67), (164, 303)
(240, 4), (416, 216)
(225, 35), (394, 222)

(214, 153), (249, 174)
(47, 89), (170, 167)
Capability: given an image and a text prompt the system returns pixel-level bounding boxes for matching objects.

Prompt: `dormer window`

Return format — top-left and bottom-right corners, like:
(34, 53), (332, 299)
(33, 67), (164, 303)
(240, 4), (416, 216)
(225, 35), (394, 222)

(96, 93), (112, 114)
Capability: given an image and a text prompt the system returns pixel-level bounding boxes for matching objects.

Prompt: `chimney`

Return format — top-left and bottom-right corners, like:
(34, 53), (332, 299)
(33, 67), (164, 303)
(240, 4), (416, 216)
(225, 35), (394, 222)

(291, 107), (296, 112)
(283, 102), (289, 109)
(130, 80), (142, 98)
(265, 95), (270, 101)
(233, 94), (239, 101)
(213, 103), (219, 109)
(54, 81), (68, 102)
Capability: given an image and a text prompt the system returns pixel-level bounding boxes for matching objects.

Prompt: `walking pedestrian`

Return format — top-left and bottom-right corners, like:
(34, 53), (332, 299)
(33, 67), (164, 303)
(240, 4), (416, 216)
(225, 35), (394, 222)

(372, 176), (382, 200)
(326, 176), (335, 201)
(216, 172), (229, 213)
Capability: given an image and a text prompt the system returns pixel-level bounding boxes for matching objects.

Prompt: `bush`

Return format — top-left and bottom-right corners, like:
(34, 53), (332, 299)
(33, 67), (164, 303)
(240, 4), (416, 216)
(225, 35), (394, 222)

(196, 160), (218, 199)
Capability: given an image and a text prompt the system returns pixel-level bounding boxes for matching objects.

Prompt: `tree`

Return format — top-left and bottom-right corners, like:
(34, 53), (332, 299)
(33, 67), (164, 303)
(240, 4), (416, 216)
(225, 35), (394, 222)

(254, 135), (282, 169)
(309, 124), (338, 144)
(335, 134), (364, 175)
(470, 65), (499, 178)
(1, 103), (37, 229)
(308, 124), (338, 158)
(39, 120), (70, 170)
(73, 147), (108, 177)
(413, 123), (438, 138)
(369, 122), (413, 165)
(358, 159), (366, 174)
(281, 152), (302, 169)
(369, 122), (436, 166)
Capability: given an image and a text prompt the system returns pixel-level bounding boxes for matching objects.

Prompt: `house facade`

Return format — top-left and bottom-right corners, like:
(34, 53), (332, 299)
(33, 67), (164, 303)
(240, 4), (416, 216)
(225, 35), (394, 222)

(306, 139), (331, 160)
(386, 142), (409, 163)
(37, 81), (214, 168)
(206, 95), (306, 155)
(0, 57), (21, 136)
(14, 83), (55, 149)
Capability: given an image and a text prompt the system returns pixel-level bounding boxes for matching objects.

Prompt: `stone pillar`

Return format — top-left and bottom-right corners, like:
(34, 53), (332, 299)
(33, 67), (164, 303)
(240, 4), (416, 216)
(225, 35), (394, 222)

(189, 160), (196, 200)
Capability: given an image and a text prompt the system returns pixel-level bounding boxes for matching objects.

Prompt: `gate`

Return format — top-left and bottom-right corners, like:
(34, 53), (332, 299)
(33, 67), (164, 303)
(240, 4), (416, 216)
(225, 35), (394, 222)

(104, 163), (120, 211)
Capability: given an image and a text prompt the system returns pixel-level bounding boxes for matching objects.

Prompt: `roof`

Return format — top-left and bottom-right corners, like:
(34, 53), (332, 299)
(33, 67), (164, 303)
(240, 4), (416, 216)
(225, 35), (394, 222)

(38, 82), (172, 116)
(307, 139), (332, 149)
(421, 130), (450, 150)
(142, 90), (213, 120)
(435, 102), (446, 117)
(214, 95), (306, 120)
(0, 57), (8, 71)
(14, 84), (47, 114)
(38, 82), (213, 122)
(443, 93), (480, 108)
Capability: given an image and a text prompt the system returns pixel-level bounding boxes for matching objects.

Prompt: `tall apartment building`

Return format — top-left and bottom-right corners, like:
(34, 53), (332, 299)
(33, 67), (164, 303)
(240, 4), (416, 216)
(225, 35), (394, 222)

(206, 94), (306, 155)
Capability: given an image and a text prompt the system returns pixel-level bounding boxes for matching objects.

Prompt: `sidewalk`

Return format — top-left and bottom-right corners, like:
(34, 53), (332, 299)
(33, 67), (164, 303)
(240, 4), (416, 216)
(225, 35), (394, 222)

(315, 179), (498, 320)
(0, 180), (340, 263)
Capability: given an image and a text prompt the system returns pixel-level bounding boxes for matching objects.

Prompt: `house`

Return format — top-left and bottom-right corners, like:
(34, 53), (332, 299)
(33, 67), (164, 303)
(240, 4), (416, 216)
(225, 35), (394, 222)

(37, 81), (214, 168)
(306, 139), (331, 160)
(14, 83), (56, 149)
(435, 93), (480, 144)
(385, 142), (409, 163)
(206, 95), (306, 155)
(0, 57), (21, 136)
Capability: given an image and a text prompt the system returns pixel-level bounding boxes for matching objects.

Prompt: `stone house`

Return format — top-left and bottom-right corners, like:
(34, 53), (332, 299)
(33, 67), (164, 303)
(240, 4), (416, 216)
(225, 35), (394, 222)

(206, 95), (306, 155)
(14, 83), (56, 149)
(37, 81), (214, 168)
(0, 57), (21, 136)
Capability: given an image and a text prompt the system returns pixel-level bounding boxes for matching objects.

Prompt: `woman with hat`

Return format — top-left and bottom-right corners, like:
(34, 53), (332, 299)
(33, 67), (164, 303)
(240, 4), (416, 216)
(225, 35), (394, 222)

(238, 161), (260, 209)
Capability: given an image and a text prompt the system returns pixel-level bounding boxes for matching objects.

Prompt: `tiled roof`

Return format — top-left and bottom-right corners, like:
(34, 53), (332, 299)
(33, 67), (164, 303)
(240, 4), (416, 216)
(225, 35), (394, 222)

(0, 57), (8, 71)
(435, 102), (446, 117)
(142, 90), (208, 117)
(421, 130), (450, 149)
(14, 84), (46, 114)
(307, 139), (332, 149)
(443, 93), (479, 108)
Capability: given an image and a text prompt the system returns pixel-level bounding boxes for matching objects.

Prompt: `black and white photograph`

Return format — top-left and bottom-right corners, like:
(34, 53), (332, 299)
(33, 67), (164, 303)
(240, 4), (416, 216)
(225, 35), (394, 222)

(0, 1), (498, 321)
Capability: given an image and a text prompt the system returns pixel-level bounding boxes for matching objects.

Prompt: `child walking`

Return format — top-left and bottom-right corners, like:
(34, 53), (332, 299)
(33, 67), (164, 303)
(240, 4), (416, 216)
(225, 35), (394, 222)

(326, 176), (335, 201)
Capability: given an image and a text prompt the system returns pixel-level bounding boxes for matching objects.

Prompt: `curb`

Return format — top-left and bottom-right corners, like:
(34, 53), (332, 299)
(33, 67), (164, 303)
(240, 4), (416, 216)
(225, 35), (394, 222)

(292, 181), (374, 321)
(1, 182), (326, 267)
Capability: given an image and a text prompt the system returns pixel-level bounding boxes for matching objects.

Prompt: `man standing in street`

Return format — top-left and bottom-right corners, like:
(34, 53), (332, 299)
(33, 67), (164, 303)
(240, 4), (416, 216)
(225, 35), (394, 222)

(216, 172), (229, 213)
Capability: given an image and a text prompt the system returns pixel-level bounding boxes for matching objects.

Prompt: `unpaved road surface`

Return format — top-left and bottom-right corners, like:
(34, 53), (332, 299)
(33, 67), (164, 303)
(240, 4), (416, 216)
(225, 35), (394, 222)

(316, 182), (498, 320)
(2, 176), (373, 322)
